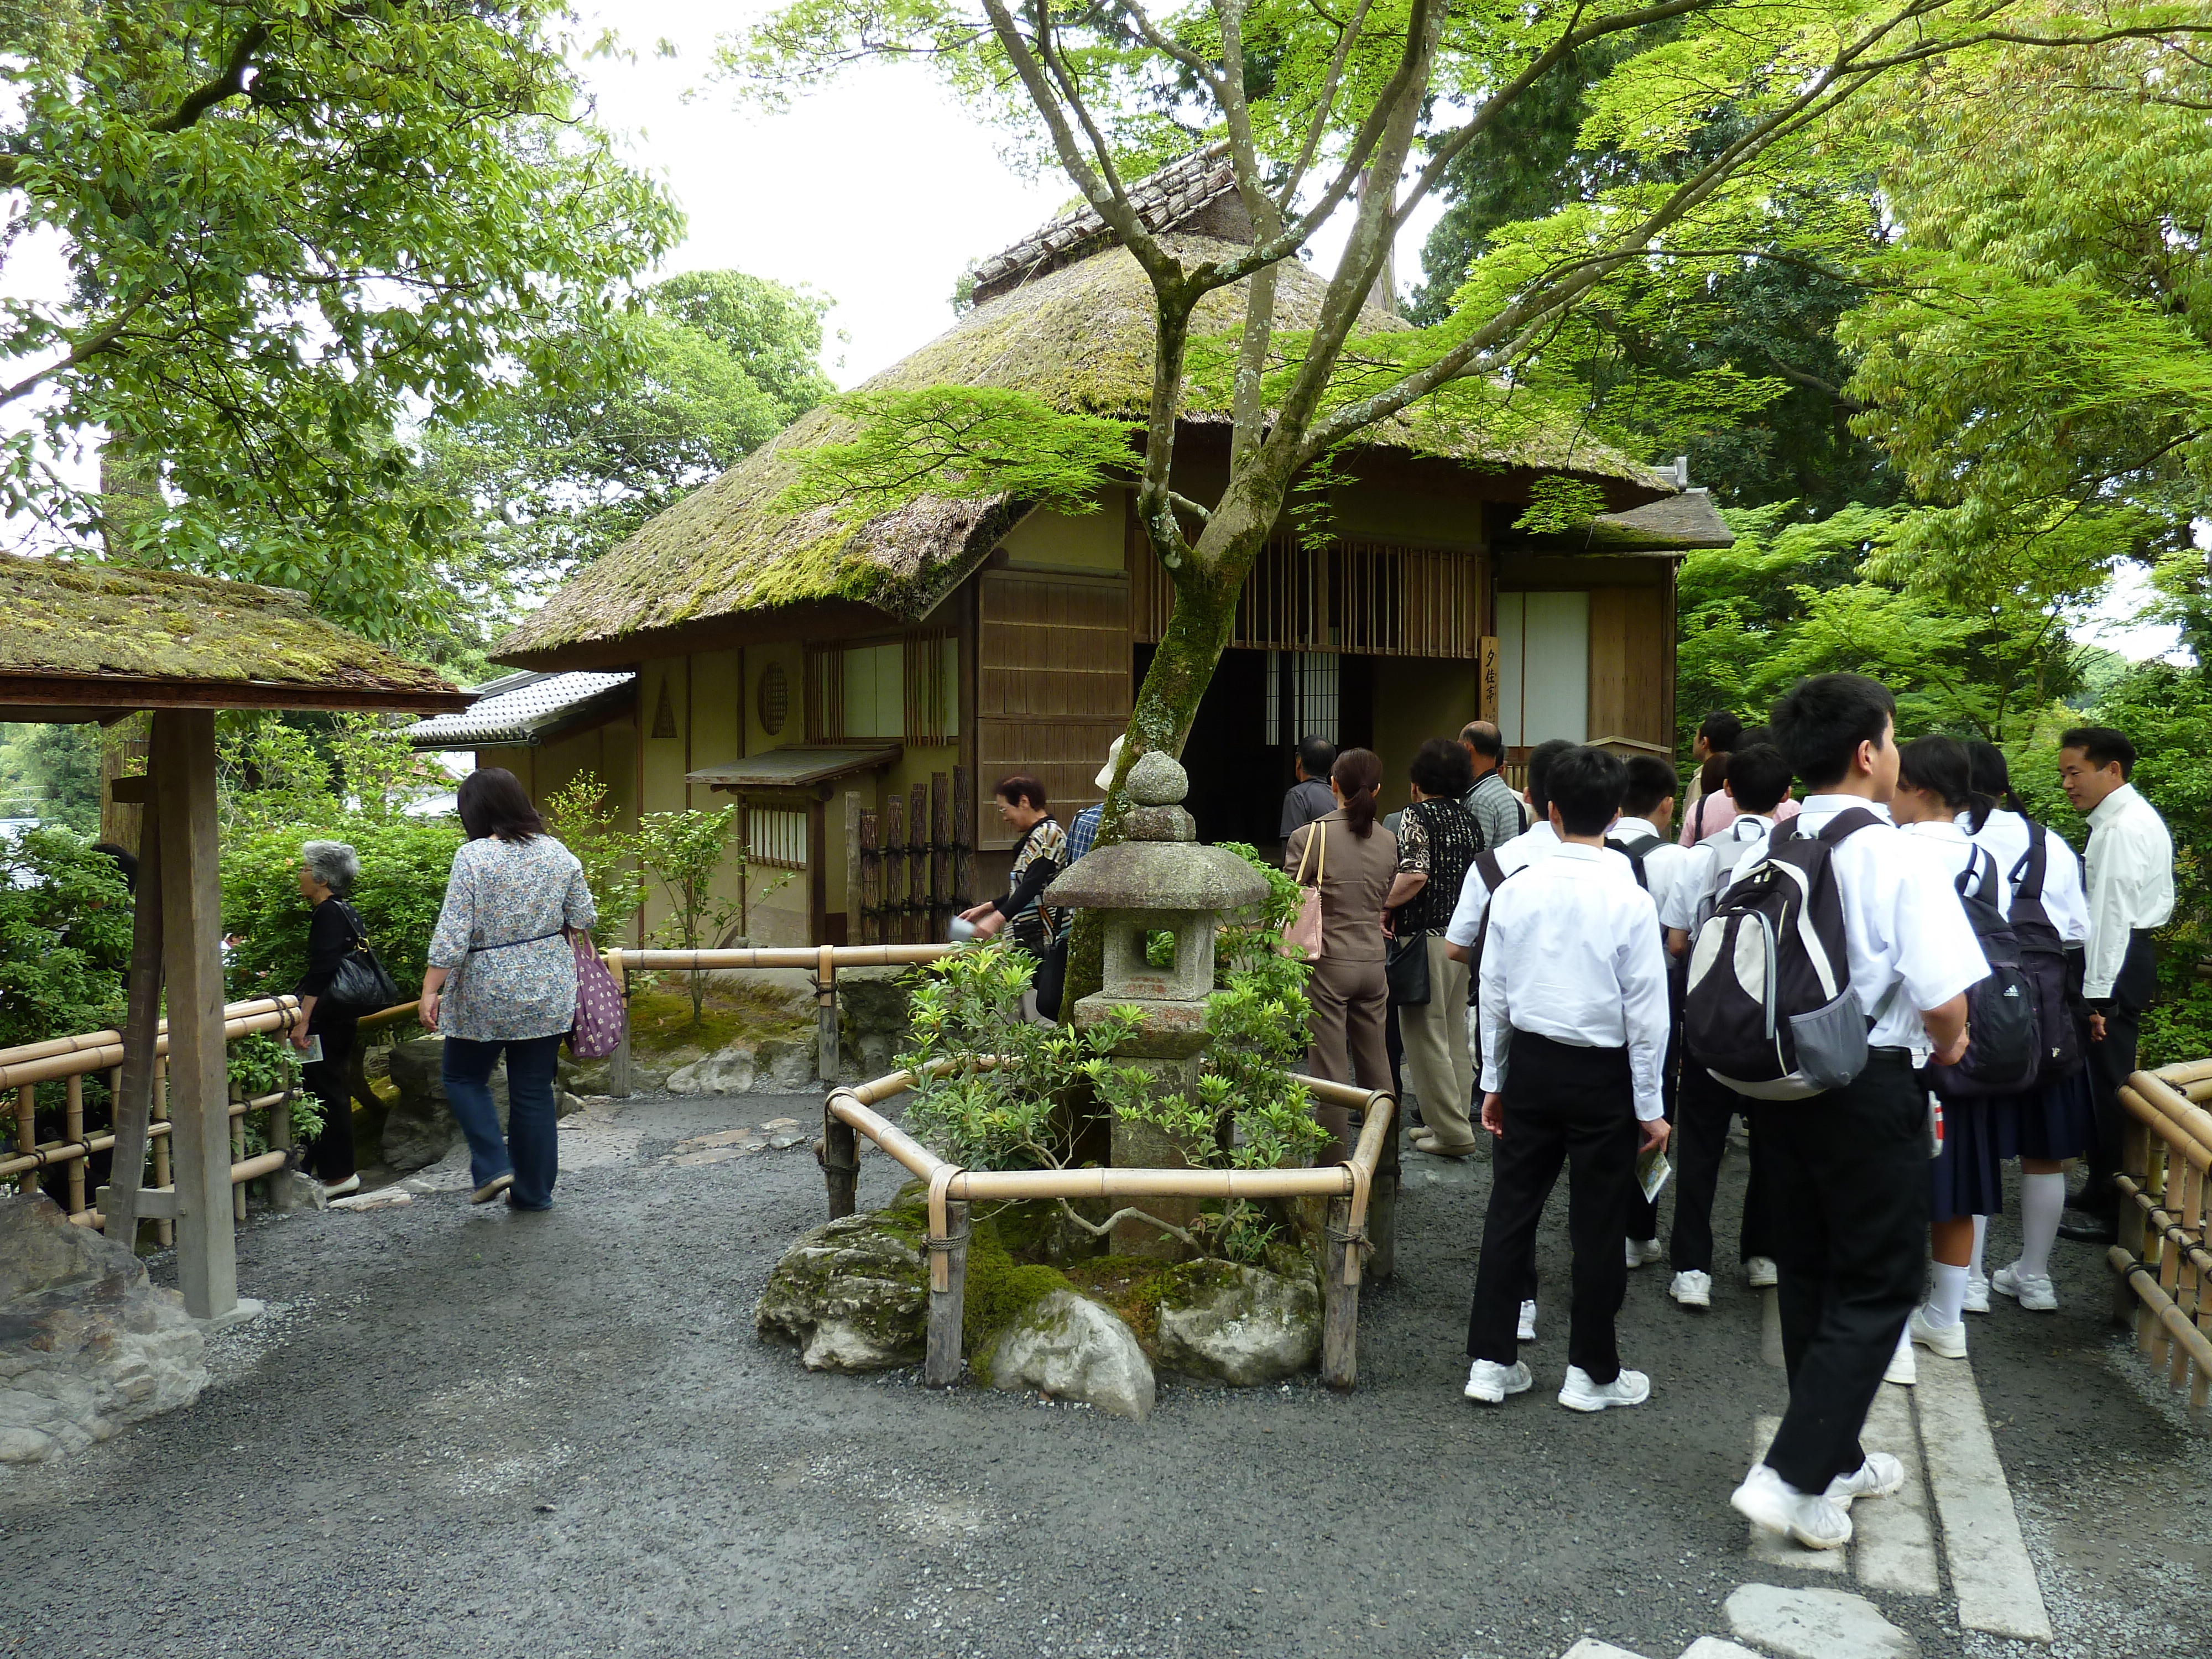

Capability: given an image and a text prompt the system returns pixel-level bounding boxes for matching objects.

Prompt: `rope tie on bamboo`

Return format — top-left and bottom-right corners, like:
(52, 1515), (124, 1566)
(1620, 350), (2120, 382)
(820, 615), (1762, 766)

(1325, 1219), (1374, 1286)
(925, 1219), (973, 1253)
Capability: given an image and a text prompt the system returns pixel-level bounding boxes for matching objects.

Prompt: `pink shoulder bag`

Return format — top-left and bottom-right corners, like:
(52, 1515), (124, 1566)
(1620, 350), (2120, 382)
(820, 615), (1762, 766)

(1285, 821), (1327, 961)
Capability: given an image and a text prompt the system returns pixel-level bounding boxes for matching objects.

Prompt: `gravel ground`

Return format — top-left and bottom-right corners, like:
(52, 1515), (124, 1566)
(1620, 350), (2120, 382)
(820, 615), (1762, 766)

(2, 1092), (2203, 1659)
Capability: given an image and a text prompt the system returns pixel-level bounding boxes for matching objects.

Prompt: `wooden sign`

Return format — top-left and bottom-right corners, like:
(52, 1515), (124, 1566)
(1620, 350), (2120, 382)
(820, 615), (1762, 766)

(1478, 635), (1500, 723)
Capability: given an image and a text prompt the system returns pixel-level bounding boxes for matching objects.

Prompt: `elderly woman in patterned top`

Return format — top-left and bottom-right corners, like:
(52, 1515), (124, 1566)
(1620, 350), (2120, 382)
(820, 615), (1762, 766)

(419, 768), (595, 1209)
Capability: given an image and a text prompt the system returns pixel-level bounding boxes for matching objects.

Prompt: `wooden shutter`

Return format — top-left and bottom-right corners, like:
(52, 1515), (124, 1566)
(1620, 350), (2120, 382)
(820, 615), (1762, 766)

(1587, 586), (1671, 748)
(975, 571), (1129, 849)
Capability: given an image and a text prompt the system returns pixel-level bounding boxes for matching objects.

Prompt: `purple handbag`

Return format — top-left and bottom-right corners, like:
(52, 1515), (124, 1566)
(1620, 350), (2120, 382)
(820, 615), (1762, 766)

(568, 931), (625, 1060)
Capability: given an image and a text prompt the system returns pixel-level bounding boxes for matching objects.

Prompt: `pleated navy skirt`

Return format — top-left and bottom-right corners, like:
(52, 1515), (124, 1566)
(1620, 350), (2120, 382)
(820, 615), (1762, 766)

(1994, 1066), (2098, 1164)
(1929, 1093), (2006, 1222)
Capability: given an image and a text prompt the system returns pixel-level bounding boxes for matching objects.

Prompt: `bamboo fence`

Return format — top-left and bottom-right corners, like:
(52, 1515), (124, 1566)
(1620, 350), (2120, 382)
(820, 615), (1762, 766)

(2112, 1063), (2212, 1414)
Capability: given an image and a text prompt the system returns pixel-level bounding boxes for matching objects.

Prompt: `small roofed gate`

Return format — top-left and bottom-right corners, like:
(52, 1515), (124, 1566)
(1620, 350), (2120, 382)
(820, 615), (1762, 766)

(975, 570), (1131, 850)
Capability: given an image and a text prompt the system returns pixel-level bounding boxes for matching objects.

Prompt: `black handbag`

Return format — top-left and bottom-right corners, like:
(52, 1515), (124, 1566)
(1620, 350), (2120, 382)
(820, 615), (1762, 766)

(324, 902), (401, 1014)
(1386, 930), (1431, 1006)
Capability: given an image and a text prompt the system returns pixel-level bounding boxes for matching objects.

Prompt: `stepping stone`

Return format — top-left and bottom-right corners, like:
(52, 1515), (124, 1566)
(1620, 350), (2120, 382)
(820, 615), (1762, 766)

(760, 1117), (801, 1131)
(679, 1128), (758, 1150)
(1678, 1641), (1764, 1659)
(1560, 1642), (1649, 1659)
(331, 1188), (411, 1211)
(1913, 1353), (2054, 1642)
(1852, 1383), (1939, 1597)
(1724, 1584), (1918, 1659)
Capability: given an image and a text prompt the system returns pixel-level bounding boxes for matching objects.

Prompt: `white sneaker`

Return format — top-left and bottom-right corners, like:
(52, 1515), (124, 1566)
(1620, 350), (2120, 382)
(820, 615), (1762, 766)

(1824, 1451), (1906, 1507)
(1670, 1269), (1712, 1308)
(1884, 1325), (1917, 1386)
(1516, 1300), (1538, 1343)
(1732, 1463), (1853, 1550)
(1745, 1255), (1779, 1288)
(321, 1173), (361, 1197)
(1464, 1359), (1532, 1404)
(1910, 1303), (1968, 1359)
(1625, 1237), (1664, 1269)
(1558, 1365), (1650, 1412)
(1993, 1262), (2058, 1311)
(1964, 1271), (1991, 1314)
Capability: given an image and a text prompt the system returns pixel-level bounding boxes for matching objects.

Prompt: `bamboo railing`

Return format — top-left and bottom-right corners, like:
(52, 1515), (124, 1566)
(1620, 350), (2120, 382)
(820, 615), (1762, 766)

(821, 1063), (1401, 1393)
(2112, 1063), (2212, 1414)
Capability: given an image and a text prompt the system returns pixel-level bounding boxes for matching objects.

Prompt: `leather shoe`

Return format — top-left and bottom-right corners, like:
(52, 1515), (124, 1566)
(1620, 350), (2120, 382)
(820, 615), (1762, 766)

(2056, 1211), (2116, 1244)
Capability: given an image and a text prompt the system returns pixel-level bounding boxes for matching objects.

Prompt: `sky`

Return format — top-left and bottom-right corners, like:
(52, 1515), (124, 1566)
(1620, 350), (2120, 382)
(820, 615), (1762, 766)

(565, 0), (1445, 386)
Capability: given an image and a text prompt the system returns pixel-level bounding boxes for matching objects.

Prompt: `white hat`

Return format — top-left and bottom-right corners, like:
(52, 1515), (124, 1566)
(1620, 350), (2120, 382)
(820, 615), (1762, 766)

(1094, 734), (1125, 793)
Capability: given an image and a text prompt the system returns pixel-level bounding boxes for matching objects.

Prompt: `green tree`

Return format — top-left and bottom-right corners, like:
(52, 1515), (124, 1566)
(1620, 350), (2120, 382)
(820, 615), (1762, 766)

(634, 807), (748, 1022)
(2, 0), (681, 642)
(542, 773), (645, 941)
(422, 271), (839, 605)
(0, 724), (101, 830)
(733, 0), (2200, 833)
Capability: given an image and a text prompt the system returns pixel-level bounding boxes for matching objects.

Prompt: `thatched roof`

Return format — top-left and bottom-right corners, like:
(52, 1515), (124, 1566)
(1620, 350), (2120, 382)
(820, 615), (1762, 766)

(498, 231), (1675, 668)
(970, 142), (1244, 303)
(1538, 490), (1735, 556)
(0, 554), (467, 718)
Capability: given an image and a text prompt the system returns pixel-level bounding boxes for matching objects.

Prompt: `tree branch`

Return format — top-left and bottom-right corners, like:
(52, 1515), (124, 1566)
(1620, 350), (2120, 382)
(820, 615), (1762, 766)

(150, 23), (273, 133)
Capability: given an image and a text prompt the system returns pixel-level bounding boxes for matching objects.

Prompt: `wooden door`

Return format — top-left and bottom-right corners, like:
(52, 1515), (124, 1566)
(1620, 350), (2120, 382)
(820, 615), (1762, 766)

(975, 571), (1130, 849)
(1587, 586), (1671, 749)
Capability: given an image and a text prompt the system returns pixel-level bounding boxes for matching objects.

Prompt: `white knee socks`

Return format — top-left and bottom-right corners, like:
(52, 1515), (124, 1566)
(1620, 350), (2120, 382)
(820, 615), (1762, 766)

(1927, 1262), (1969, 1328)
(2019, 1172), (2066, 1280)
(1970, 1214), (1987, 1279)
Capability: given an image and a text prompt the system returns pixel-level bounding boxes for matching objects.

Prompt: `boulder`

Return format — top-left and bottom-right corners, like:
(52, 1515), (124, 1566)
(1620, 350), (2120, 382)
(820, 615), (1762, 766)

(986, 1290), (1156, 1420)
(667, 1045), (756, 1096)
(754, 1035), (817, 1093)
(836, 966), (914, 1081)
(627, 1045), (703, 1094)
(756, 1212), (928, 1372)
(379, 1036), (585, 1168)
(0, 1193), (206, 1463)
(1154, 1261), (1321, 1385)
(556, 1053), (614, 1096)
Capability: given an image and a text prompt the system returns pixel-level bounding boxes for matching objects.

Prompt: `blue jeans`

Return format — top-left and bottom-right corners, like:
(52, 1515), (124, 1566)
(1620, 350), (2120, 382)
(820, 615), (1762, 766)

(442, 1034), (564, 1208)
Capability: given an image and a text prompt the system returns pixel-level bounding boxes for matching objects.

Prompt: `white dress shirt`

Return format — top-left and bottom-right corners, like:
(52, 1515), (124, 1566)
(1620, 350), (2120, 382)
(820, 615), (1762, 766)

(1724, 795), (1989, 1053)
(1444, 821), (1637, 950)
(1478, 843), (1671, 1119)
(1904, 817), (2009, 911)
(2082, 782), (2174, 1000)
(1660, 812), (1777, 932)
(1608, 815), (1697, 932)
(1964, 808), (2089, 945)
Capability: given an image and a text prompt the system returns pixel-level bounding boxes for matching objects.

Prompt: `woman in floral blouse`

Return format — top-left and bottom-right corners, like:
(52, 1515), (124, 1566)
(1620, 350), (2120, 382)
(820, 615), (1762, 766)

(420, 768), (596, 1209)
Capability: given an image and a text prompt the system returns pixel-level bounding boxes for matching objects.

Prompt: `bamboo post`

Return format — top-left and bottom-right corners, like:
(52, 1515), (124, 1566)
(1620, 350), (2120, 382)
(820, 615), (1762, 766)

(12, 1084), (34, 1196)
(2118, 1112), (2151, 1329)
(924, 1197), (970, 1387)
(607, 950), (630, 1099)
(152, 1055), (172, 1248)
(1368, 1093), (1400, 1282)
(264, 1047), (295, 1209)
(229, 1083), (247, 1224)
(822, 1100), (859, 1220)
(157, 708), (241, 1320)
(1321, 1194), (1360, 1391)
(815, 945), (838, 1089)
(64, 1073), (85, 1217)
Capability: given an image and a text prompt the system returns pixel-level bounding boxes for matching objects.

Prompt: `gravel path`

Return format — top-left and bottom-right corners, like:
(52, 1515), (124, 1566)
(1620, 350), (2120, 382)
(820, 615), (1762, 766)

(3, 1092), (2202, 1659)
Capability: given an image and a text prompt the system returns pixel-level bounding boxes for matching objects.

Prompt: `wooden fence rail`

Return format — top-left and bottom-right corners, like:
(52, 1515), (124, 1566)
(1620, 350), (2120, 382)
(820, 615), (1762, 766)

(2113, 1063), (2212, 1415)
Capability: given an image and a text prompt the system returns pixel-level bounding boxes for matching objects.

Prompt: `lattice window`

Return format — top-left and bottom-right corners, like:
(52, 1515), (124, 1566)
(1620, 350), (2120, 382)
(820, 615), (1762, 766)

(804, 646), (842, 744)
(1262, 651), (1341, 745)
(1134, 539), (1480, 660)
(903, 631), (959, 744)
(745, 804), (808, 869)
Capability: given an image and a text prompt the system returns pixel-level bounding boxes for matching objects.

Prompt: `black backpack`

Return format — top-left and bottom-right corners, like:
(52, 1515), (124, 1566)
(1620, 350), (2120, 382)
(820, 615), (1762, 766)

(1683, 810), (1881, 1099)
(2002, 822), (2084, 1082)
(1463, 848), (1525, 1008)
(1924, 847), (2040, 1099)
(1605, 831), (1665, 893)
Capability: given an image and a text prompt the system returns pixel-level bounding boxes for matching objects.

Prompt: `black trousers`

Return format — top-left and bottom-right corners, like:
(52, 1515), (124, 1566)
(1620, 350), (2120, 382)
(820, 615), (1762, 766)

(1670, 1066), (1772, 1273)
(301, 1015), (358, 1182)
(1755, 1050), (1927, 1494)
(1468, 1030), (1638, 1383)
(2083, 931), (2157, 1215)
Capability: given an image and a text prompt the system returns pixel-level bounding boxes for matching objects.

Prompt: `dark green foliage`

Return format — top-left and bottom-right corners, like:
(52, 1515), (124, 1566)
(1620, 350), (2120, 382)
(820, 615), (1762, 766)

(0, 826), (129, 1158)
(0, 723), (101, 830)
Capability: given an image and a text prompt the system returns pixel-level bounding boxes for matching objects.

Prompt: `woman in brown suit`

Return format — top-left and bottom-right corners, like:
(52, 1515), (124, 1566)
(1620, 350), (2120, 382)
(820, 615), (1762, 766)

(1285, 747), (1397, 1159)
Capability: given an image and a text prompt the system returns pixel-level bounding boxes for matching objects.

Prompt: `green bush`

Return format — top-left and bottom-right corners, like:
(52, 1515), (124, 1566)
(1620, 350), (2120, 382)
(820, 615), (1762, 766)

(221, 813), (464, 1005)
(0, 827), (131, 1156)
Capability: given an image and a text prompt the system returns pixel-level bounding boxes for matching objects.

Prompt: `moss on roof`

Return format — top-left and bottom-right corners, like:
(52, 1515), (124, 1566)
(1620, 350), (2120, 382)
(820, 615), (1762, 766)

(499, 235), (1672, 661)
(0, 554), (463, 703)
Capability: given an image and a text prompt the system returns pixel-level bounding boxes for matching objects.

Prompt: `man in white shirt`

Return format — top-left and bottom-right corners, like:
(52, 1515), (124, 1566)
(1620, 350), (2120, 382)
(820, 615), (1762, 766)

(1463, 747), (1671, 1415)
(1658, 742), (1794, 1305)
(1725, 675), (1985, 1553)
(2057, 726), (2175, 1242)
(1609, 754), (1697, 1264)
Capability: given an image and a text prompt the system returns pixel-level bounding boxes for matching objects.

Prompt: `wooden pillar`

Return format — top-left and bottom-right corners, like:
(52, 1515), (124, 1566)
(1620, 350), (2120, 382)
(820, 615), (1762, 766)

(822, 1106), (858, 1220)
(103, 766), (161, 1248)
(155, 708), (240, 1321)
(1321, 1194), (1360, 1391)
(924, 1198), (970, 1387)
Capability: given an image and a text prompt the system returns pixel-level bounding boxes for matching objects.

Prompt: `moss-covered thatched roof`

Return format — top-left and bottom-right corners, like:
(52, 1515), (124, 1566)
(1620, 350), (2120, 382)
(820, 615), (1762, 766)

(0, 554), (467, 715)
(498, 234), (1674, 666)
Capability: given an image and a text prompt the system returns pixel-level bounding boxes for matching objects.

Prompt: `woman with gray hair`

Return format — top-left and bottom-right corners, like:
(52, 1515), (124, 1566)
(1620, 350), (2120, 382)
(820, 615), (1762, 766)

(291, 839), (365, 1196)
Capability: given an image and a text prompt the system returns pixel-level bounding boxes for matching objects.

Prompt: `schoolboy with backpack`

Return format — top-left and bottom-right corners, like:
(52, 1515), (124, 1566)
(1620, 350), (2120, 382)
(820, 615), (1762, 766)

(1692, 675), (1988, 1553)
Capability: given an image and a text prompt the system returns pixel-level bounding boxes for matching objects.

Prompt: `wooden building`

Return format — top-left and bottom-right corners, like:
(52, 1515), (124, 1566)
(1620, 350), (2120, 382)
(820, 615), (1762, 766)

(491, 147), (1731, 948)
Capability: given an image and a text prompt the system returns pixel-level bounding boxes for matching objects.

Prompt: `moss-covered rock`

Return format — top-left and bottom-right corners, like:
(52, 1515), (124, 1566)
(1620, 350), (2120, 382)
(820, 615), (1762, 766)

(1152, 1259), (1321, 1386)
(984, 1289), (1156, 1420)
(755, 1212), (928, 1373)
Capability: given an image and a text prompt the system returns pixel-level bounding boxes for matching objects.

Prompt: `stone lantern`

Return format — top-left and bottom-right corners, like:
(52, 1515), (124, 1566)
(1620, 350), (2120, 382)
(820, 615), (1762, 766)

(1042, 750), (1269, 1255)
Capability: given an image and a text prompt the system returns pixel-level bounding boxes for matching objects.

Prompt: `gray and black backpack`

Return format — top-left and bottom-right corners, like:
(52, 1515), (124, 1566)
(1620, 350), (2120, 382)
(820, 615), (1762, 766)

(1683, 810), (1881, 1099)
(1924, 846), (2039, 1099)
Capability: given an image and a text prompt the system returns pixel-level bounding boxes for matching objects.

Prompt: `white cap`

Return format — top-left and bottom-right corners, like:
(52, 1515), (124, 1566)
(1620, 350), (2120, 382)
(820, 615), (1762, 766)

(1094, 734), (1125, 793)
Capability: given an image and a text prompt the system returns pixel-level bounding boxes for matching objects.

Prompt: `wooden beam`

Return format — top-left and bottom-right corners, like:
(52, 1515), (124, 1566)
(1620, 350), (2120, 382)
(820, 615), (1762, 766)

(154, 708), (239, 1319)
(103, 756), (165, 1252)
(0, 675), (467, 716)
